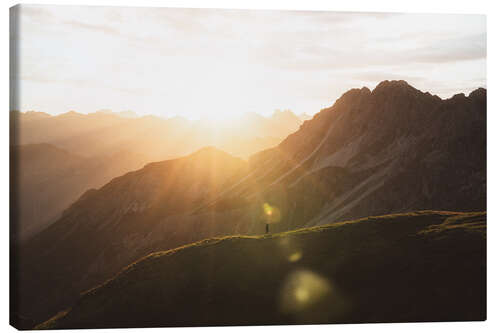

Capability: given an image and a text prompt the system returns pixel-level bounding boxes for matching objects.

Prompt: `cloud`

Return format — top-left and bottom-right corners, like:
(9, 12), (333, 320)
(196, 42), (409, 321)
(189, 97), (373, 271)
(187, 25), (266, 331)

(247, 30), (486, 72)
(15, 6), (486, 117)
(62, 20), (122, 36)
(18, 5), (55, 20)
(407, 33), (486, 64)
(349, 71), (427, 84)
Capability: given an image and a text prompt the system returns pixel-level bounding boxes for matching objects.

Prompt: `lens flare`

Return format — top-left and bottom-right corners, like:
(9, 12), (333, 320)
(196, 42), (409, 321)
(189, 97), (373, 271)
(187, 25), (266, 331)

(295, 287), (310, 302)
(280, 270), (333, 314)
(278, 236), (303, 263)
(288, 251), (302, 263)
(261, 203), (281, 224)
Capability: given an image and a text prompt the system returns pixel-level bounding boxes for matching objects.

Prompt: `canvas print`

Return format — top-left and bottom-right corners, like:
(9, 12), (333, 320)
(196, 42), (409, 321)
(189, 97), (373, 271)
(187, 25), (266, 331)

(9, 4), (486, 329)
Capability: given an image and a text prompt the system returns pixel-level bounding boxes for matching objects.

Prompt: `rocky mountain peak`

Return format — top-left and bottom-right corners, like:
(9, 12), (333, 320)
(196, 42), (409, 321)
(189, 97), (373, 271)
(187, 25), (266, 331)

(469, 87), (486, 101)
(371, 80), (420, 96)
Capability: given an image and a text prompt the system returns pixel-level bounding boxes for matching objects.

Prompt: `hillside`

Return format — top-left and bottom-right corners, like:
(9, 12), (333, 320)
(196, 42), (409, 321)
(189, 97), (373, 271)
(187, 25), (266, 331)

(10, 143), (149, 242)
(12, 147), (250, 326)
(38, 211), (486, 329)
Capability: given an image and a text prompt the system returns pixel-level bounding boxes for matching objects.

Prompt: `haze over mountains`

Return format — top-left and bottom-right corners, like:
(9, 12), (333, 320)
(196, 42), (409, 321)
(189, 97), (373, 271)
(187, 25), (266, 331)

(11, 109), (310, 160)
(10, 109), (309, 242)
(11, 81), (486, 328)
(10, 144), (148, 241)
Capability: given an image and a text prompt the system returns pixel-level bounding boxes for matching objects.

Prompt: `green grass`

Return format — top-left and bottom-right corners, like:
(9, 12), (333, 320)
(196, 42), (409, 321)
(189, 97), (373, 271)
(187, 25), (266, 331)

(38, 210), (486, 329)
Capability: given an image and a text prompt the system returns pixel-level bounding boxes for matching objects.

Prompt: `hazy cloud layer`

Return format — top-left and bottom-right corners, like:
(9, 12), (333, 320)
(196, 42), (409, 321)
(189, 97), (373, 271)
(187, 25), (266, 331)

(12, 5), (486, 118)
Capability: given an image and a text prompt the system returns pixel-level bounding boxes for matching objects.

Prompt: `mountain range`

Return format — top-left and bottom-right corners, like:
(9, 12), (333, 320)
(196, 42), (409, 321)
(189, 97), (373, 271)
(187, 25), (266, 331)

(10, 109), (309, 242)
(11, 81), (486, 328)
(11, 109), (310, 160)
(10, 144), (149, 241)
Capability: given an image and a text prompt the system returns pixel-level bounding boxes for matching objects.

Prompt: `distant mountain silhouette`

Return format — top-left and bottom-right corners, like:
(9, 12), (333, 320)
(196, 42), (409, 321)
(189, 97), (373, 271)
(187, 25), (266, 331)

(11, 109), (307, 160)
(11, 81), (486, 328)
(10, 143), (149, 242)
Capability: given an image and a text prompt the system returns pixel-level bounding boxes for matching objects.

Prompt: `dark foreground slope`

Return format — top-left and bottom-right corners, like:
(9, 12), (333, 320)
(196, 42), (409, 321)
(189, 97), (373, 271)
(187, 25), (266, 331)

(38, 211), (485, 329)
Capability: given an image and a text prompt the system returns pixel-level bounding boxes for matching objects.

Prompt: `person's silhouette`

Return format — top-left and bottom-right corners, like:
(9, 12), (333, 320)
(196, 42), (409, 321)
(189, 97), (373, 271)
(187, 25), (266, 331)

(266, 223), (269, 234)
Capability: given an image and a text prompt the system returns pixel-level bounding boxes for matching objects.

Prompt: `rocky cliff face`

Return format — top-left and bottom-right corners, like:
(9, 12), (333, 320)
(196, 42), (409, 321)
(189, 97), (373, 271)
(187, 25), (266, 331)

(219, 81), (486, 231)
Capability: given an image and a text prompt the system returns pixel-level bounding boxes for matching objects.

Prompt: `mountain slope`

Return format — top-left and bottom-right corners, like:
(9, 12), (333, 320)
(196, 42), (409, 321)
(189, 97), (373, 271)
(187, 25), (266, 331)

(206, 81), (486, 232)
(38, 211), (486, 329)
(10, 143), (149, 241)
(12, 147), (249, 326)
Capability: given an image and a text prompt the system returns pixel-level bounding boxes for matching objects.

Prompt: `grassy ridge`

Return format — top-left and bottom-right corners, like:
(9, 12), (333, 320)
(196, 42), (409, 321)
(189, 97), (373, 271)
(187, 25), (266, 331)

(38, 211), (486, 329)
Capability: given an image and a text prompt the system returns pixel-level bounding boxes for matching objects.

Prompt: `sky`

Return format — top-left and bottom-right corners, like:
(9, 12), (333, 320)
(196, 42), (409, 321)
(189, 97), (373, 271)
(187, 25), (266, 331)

(11, 5), (486, 119)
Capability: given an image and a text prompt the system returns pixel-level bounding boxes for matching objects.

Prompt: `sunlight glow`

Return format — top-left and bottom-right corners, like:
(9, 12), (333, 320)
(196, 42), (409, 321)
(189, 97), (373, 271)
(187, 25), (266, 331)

(14, 6), (486, 117)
